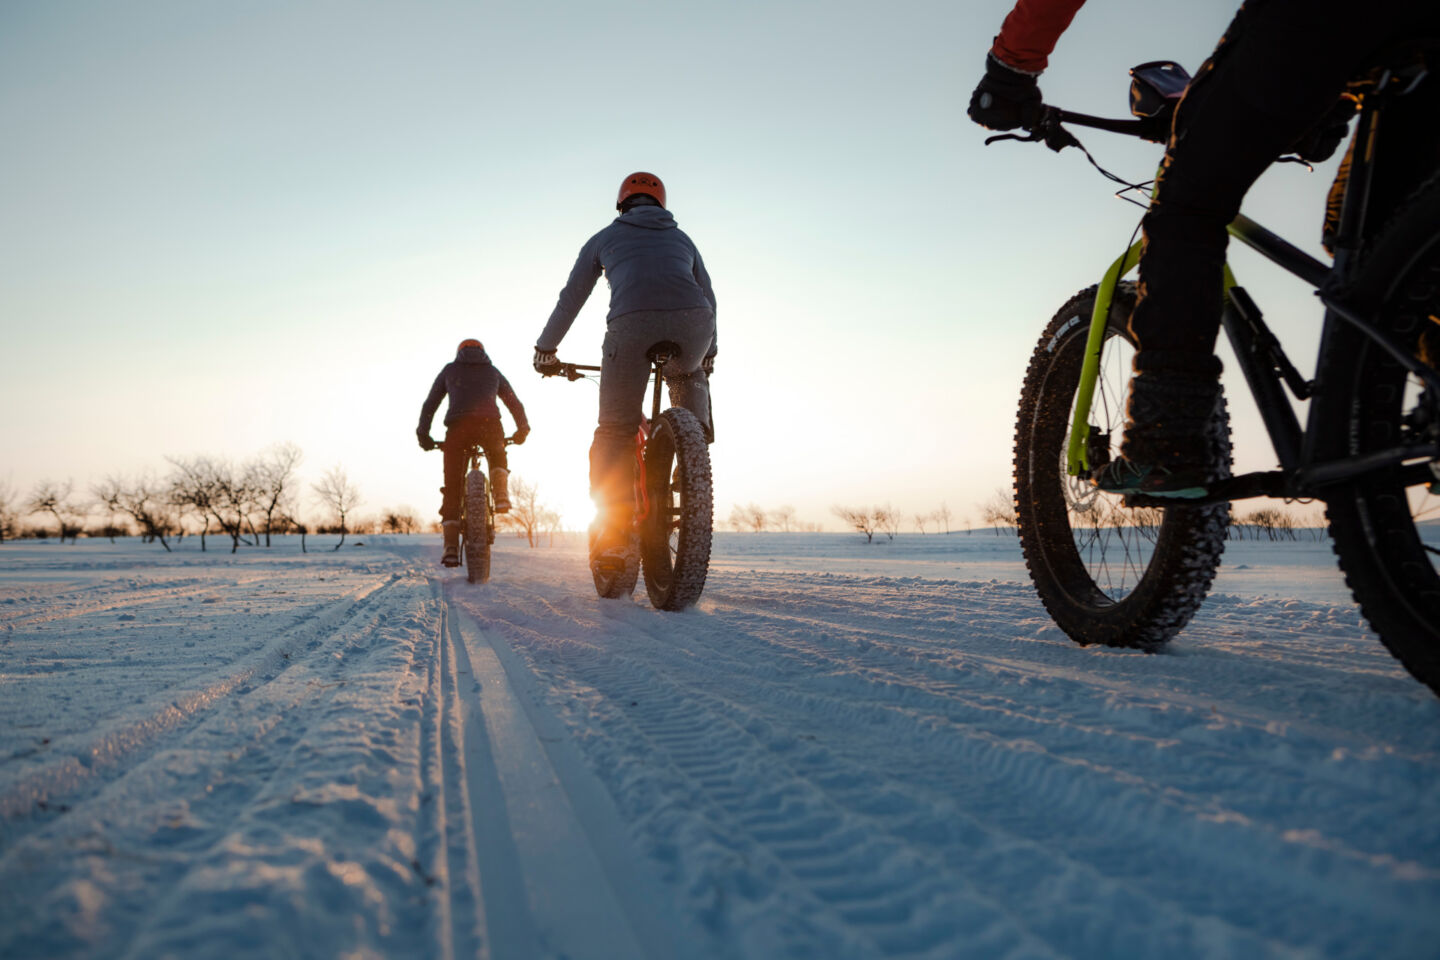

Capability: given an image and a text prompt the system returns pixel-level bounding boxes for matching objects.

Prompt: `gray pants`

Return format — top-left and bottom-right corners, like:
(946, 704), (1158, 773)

(591, 307), (715, 508)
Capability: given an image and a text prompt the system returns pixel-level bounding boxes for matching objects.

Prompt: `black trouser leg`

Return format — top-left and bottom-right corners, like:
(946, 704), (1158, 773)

(1129, 0), (1423, 356)
(440, 418), (506, 522)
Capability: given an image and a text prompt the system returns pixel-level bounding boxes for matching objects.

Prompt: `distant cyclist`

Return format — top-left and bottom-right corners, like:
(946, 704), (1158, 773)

(968, 0), (1440, 498)
(533, 172), (717, 567)
(417, 339), (529, 565)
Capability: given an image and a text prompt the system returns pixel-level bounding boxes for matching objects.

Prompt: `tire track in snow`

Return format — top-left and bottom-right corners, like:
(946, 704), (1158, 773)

(440, 587), (680, 960)
(0, 571), (400, 849)
(1, 562), (445, 959)
(453, 556), (1440, 959)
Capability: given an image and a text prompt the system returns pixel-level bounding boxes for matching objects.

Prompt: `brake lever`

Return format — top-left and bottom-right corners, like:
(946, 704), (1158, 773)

(984, 130), (1043, 146)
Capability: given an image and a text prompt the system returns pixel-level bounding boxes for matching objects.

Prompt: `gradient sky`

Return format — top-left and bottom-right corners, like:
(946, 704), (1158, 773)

(1, 0), (1341, 531)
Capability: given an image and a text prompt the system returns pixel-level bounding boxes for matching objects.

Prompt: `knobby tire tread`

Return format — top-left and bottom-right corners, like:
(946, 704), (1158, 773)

(464, 470), (491, 584)
(642, 408), (714, 611)
(1317, 169), (1440, 695)
(1014, 284), (1231, 650)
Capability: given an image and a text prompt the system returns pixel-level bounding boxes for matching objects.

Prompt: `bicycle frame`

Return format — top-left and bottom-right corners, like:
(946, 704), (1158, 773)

(1062, 70), (1440, 506)
(552, 355), (673, 524)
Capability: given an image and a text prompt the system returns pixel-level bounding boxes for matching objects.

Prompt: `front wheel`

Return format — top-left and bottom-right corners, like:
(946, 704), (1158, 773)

(1014, 283), (1231, 649)
(463, 469), (491, 584)
(641, 407), (714, 610)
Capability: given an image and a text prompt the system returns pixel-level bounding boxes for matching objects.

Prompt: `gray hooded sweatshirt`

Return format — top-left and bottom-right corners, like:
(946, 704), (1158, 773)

(535, 205), (717, 354)
(418, 345), (529, 433)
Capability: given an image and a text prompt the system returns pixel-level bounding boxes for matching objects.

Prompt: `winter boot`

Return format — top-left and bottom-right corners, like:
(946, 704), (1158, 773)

(588, 504), (637, 569)
(1093, 351), (1224, 499)
(491, 468), (511, 513)
(441, 521), (461, 567)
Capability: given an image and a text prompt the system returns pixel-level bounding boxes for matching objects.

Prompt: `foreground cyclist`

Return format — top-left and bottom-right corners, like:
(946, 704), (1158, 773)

(533, 172), (717, 571)
(417, 338), (530, 565)
(969, 0), (1440, 498)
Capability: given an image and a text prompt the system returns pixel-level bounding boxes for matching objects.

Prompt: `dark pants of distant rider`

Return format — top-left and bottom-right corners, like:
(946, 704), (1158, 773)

(1129, 0), (1440, 358)
(590, 306), (716, 518)
(441, 417), (507, 523)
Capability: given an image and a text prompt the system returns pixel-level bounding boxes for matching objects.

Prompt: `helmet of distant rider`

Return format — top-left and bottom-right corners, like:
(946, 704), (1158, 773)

(616, 172), (666, 211)
(457, 338), (483, 352)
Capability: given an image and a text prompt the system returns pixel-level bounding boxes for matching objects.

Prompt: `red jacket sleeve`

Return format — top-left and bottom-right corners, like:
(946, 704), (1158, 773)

(990, 0), (1088, 74)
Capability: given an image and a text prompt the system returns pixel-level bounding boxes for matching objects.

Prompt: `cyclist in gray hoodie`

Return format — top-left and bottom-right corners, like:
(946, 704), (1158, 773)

(534, 172), (717, 564)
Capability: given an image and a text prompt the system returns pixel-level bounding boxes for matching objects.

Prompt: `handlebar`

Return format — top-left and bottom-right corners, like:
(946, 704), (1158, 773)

(984, 106), (1170, 151)
(431, 435), (521, 452)
(539, 360), (601, 381)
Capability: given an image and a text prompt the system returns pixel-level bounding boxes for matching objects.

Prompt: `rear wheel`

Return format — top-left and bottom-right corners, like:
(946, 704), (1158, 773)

(641, 407), (714, 610)
(1317, 172), (1440, 695)
(1014, 283), (1231, 649)
(464, 469), (491, 584)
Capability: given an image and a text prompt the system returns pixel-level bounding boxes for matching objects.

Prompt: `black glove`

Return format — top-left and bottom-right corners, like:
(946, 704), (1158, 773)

(417, 430), (436, 452)
(1290, 96), (1356, 164)
(533, 347), (560, 376)
(702, 354), (715, 375)
(512, 426), (530, 445)
(967, 53), (1042, 132)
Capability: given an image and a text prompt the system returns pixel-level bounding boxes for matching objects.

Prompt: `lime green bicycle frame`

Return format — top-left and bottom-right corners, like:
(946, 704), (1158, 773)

(1063, 241), (1241, 476)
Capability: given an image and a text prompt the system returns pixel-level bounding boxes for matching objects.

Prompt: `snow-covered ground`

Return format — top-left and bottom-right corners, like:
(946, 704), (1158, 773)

(2, 533), (1437, 959)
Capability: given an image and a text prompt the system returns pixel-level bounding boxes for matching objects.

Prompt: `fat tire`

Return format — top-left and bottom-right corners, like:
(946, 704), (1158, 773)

(464, 469), (491, 584)
(641, 407), (714, 610)
(1315, 170), (1440, 695)
(1014, 283), (1231, 649)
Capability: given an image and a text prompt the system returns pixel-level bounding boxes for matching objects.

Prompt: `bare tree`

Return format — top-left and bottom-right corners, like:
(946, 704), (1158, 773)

(498, 475), (549, 547)
(381, 507), (422, 535)
(979, 488), (1018, 536)
(540, 507), (563, 545)
(28, 479), (81, 542)
(770, 505), (798, 532)
(832, 505), (878, 543)
(0, 479), (18, 543)
(728, 502), (769, 533)
(313, 466), (361, 550)
(875, 504), (899, 541)
(913, 512), (930, 534)
(93, 474), (175, 551)
(935, 501), (953, 535)
(168, 457), (254, 553)
(250, 442), (302, 547)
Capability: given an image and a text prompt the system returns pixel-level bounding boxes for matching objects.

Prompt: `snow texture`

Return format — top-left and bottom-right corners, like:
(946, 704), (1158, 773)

(1, 534), (1437, 959)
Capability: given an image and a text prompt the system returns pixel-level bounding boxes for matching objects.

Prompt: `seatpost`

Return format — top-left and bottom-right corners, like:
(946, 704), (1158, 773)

(650, 357), (666, 423)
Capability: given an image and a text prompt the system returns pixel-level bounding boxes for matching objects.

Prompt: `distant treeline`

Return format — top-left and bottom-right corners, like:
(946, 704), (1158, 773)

(0, 444), (429, 553)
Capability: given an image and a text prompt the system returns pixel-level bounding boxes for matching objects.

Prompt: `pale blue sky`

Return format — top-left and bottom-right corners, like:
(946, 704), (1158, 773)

(1, 0), (1339, 530)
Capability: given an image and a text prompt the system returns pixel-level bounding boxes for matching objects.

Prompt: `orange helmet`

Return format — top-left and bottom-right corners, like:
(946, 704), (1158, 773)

(457, 338), (483, 352)
(616, 171), (665, 210)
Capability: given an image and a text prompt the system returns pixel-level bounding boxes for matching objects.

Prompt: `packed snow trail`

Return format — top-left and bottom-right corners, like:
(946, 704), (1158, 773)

(2, 536), (1439, 959)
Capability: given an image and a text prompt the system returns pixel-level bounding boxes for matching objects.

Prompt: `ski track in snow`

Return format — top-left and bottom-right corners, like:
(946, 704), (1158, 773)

(2, 536), (1439, 959)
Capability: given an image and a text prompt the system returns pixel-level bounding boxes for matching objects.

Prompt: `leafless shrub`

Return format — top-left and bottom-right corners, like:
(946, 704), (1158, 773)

(979, 488), (1018, 536)
(381, 507), (422, 535)
(832, 505), (878, 543)
(770, 505), (798, 532)
(728, 503), (769, 533)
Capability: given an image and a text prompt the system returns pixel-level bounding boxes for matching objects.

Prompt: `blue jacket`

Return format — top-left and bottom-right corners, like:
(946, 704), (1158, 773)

(418, 345), (529, 432)
(535, 205), (717, 353)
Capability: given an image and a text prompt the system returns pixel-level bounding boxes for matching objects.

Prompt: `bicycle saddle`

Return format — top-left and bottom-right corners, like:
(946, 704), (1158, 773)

(646, 341), (683, 364)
